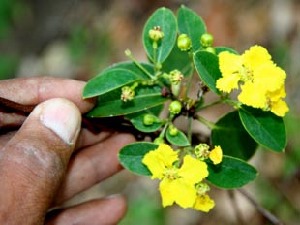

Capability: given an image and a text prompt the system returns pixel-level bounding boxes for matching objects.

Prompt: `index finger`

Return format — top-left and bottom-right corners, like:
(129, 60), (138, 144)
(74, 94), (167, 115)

(0, 77), (95, 113)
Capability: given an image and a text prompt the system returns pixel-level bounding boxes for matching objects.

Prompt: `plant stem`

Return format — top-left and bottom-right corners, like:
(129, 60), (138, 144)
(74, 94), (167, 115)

(198, 99), (222, 111)
(238, 189), (285, 225)
(187, 116), (193, 143)
(125, 49), (155, 79)
(195, 114), (215, 129)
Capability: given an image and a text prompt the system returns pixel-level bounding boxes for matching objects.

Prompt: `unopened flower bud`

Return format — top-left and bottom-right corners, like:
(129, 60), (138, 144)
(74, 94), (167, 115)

(200, 33), (214, 48)
(169, 69), (184, 85)
(143, 114), (156, 126)
(205, 47), (216, 54)
(177, 34), (192, 51)
(196, 182), (210, 196)
(154, 137), (165, 144)
(168, 124), (179, 136)
(149, 26), (164, 42)
(168, 100), (182, 115)
(121, 86), (135, 102)
(195, 143), (210, 160)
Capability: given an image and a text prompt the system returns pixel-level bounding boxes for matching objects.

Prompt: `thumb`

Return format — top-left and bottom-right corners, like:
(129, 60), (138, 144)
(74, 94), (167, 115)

(0, 98), (81, 224)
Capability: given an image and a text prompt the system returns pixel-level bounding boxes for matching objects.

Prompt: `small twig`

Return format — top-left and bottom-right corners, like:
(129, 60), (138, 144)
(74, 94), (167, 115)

(238, 189), (285, 225)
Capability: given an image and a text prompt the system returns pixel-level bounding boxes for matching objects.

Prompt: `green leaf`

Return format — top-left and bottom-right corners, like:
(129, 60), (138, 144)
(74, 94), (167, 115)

(86, 85), (167, 117)
(142, 7), (177, 64)
(239, 106), (286, 152)
(119, 142), (158, 176)
(166, 127), (190, 146)
(129, 113), (163, 133)
(177, 5), (207, 51)
(101, 61), (154, 80)
(212, 111), (257, 160)
(194, 50), (221, 94)
(83, 68), (140, 98)
(163, 44), (193, 76)
(207, 156), (257, 189)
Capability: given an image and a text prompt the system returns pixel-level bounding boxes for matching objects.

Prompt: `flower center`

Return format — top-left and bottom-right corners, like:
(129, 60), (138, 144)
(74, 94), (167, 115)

(164, 167), (180, 180)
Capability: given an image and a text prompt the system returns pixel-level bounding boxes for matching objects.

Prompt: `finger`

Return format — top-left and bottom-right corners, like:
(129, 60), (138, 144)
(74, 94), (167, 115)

(46, 195), (127, 225)
(0, 77), (95, 113)
(54, 133), (135, 205)
(75, 129), (114, 150)
(0, 98), (81, 224)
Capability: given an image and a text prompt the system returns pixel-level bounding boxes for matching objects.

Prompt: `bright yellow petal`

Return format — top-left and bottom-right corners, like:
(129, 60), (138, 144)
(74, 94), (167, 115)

(142, 144), (178, 179)
(178, 155), (208, 185)
(270, 86), (286, 100)
(270, 99), (289, 117)
(209, 146), (223, 165)
(243, 45), (272, 70)
(159, 178), (196, 208)
(253, 63), (286, 92)
(193, 194), (215, 212)
(219, 51), (243, 76)
(159, 178), (176, 207)
(216, 73), (240, 93)
(238, 82), (267, 109)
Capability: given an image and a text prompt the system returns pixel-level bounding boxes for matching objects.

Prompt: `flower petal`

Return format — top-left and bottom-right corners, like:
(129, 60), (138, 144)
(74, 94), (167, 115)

(243, 45), (272, 70)
(209, 145), (223, 165)
(178, 155), (208, 185)
(160, 178), (197, 208)
(193, 194), (215, 212)
(142, 144), (178, 179)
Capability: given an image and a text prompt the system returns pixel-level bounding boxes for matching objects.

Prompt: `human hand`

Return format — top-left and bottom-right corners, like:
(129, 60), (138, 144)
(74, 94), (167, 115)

(0, 77), (135, 225)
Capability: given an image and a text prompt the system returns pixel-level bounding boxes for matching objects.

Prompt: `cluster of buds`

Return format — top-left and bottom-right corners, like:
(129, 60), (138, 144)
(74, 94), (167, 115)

(121, 86), (135, 102)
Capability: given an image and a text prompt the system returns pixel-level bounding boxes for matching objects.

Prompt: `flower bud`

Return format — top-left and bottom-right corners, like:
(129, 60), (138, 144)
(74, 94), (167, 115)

(121, 86), (135, 102)
(153, 137), (165, 144)
(205, 47), (216, 54)
(169, 69), (184, 85)
(200, 33), (214, 48)
(195, 143), (210, 160)
(149, 26), (164, 42)
(177, 34), (192, 51)
(143, 114), (155, 126)
(168, 125), (179, 136)
(168, 100), (182, 115)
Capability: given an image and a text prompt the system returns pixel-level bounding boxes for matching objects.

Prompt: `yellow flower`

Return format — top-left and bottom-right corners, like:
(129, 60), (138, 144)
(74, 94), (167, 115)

(216, 45), (289, 116)
(209, 145), (223, 165)
(142, 144), (209, 209)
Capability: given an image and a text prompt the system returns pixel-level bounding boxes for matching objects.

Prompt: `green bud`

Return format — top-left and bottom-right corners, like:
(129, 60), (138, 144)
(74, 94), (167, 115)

(143, 114), (155, 126)
(194, 143), (210, 160)
(200, 33), (214, 48)
(168, 125), (179, 136)
(169, 69), (184, 85)
(169, 100), (182, 114)
(177, 34), (192, 51)
(205, 47), (216, 54)
(154, 137), (165, 145)
(149, 26), (164, 42)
